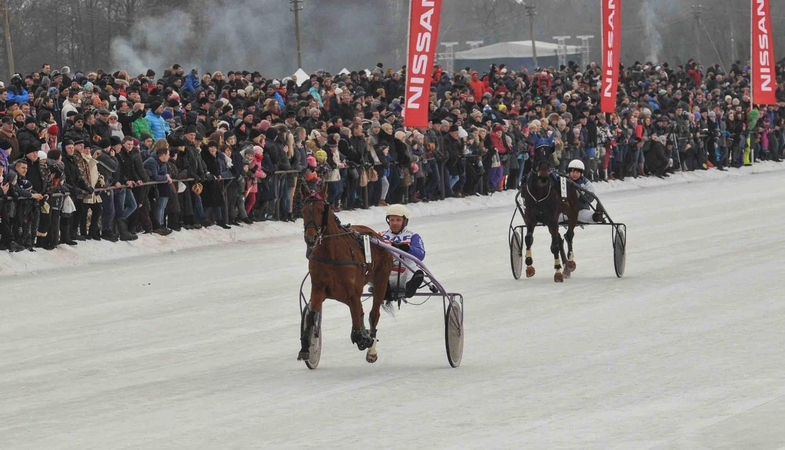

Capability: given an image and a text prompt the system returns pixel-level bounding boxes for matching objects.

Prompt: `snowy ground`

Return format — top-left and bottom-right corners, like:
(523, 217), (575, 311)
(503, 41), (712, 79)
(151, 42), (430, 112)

(1, 164), (784, 449)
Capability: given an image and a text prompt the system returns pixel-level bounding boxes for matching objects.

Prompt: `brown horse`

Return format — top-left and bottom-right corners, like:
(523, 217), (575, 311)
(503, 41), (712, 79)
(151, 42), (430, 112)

(299, 183), (393, 363)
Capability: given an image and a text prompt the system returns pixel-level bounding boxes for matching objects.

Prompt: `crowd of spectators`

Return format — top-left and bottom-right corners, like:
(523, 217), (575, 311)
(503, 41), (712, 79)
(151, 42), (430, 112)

(1, 57), (784, 252)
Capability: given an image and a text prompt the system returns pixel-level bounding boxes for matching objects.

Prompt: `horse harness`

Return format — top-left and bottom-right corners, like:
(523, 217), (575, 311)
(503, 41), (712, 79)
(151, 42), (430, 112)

(303, 196), (371, 270)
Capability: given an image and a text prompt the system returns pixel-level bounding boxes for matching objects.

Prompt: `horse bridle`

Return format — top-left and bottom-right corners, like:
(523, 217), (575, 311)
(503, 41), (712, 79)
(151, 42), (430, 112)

(302, 194), (368, 268)
(303, 195), (331, 247)
(303, 195), (355, 245)
(526, 145), (555, 203)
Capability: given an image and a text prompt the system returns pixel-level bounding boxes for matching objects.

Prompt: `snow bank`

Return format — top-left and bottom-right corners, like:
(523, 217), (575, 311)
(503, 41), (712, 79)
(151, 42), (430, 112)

(2, 162), (783, 277)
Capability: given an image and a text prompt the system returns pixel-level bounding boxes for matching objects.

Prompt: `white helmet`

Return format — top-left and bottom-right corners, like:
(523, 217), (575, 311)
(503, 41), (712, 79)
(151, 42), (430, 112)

(568, 159), (585, 172)
(386, 204), (410, 219)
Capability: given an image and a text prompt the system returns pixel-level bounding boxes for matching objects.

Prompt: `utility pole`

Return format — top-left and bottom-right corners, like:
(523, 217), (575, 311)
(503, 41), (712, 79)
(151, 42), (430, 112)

(290, 0), (303, 69)
(2, 0), (14, 79)
(524, 5), (538, 69)
(692, 4), (702, 63)
(729, 20), (736, 66)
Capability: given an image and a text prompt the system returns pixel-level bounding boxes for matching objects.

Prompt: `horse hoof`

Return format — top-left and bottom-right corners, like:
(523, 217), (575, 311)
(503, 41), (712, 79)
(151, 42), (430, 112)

(297, 350), (309, 361)
(366, 353), (378, 363)
(526, 266), (536, 278)
(554, 272), (564, 283)
(567, 260), (576, 271)
(562, 268), (571, 279)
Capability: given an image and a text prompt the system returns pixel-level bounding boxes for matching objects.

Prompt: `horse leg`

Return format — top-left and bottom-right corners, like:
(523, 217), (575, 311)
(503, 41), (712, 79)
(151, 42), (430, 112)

(525, 224), (536, 278)
(366, 272), (387, 363)
(299, 289), (326, 361)
(564, 227), (576, 272)
(549, 225), (564, 282)
(348, 295), (374, 351)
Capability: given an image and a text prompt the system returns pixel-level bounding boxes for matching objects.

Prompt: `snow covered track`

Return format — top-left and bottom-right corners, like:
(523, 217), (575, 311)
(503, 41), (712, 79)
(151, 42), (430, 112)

(1, 166), (785, 449)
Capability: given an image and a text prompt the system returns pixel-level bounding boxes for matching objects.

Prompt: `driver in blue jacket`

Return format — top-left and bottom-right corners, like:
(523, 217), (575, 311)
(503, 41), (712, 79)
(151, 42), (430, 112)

(380, 204), (426, 298)
(561, 159), (605, 223)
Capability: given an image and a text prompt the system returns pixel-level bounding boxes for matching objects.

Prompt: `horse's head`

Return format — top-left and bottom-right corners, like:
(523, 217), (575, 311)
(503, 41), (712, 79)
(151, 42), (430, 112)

(532, 143), (555, 179)
(301, 183), (330, 248)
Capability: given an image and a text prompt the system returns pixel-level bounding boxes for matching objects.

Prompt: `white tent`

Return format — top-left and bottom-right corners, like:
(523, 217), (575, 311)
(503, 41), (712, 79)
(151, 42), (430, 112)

(338, 68), (350, 75)
(454, 40), (581, 59)
(292, 68), (309, 86)
(454, 40), (581, 71)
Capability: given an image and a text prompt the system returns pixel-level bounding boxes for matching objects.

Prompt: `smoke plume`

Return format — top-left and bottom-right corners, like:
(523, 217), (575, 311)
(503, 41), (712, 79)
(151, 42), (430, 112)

(110, 0), (404, 79)
(639, 0), (663, 63)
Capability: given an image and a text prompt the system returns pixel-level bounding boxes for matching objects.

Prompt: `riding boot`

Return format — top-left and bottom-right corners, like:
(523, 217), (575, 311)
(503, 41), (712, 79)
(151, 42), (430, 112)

(116, 218), (138, 241)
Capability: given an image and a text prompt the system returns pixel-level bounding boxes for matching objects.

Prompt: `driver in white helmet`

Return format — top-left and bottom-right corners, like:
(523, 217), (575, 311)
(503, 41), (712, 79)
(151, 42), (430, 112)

(562, 159), (605, 223)
(380, 204), (426, 299)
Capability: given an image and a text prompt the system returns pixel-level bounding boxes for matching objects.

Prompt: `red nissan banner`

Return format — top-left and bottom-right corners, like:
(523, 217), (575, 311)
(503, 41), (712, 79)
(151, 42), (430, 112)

(600, 0), (621, 113)
(752, 0), (777, 105)
(404, 0), (443, 128)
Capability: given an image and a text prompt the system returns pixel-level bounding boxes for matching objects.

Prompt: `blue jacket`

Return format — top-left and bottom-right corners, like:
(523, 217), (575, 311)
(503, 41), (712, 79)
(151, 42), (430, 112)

(7, 86), (29, 103)
(573, 175), (596, 210)
(143, 155), (169, 182)
(144, 155), (172, 198)
(308, 87), (323, 107)
(145, 110), (168, 140)
(271, 92), (285, 111)
(182, 73), (200, 97)
(380, 227), (426, 261)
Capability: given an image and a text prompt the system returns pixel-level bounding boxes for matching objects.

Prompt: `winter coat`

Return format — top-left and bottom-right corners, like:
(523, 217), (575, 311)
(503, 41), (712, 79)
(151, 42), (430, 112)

(92, 119), (112, 142)
(74, 151), (102, 204)
(62, 151), (89, 195)
(62, 124), (91, 146)
(17, 129), (41, 155)
(144, 155), (172, 198)
(145, 110), (168, 140)
(133, 116), (154, 140)
(199, 150), (224, 208)
(95, 151), (120, 186)
(0, 129), (20, 161)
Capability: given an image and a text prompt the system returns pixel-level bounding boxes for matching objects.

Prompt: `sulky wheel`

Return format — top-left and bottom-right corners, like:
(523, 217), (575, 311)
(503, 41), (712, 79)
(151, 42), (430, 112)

(613, 224), (626, 278)
(300, 308), (322, 369)
(510, 227), (524, 280)
(445, 299), (464, 368)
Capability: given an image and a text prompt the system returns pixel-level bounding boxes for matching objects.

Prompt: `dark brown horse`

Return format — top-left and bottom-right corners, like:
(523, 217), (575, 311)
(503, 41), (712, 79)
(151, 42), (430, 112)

(299, 183), (393, 363)
(522, 143), (580, 282)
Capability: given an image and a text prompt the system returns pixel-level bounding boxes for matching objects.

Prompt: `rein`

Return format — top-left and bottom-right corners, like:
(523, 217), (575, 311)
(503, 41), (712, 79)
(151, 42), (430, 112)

(303, 195), (368, 268)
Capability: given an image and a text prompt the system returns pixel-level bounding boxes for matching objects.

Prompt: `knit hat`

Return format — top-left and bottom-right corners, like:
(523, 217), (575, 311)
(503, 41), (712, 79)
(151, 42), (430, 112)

(47, 149), (62, 161)
(249, 128), (263, 140)
(161, 110), (174, 120)
(0, 138), (11, 150)
(265, 127), (279, 140)
(150, 100), (163, 111)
